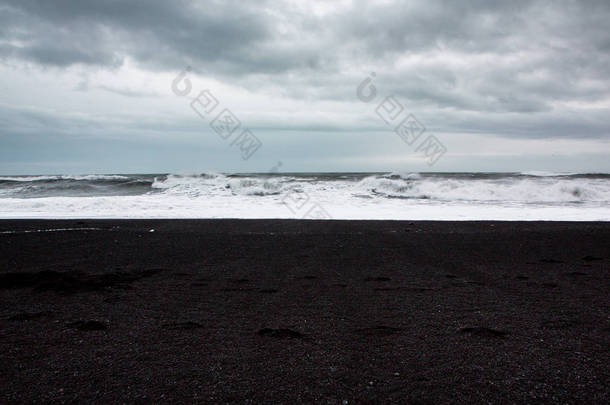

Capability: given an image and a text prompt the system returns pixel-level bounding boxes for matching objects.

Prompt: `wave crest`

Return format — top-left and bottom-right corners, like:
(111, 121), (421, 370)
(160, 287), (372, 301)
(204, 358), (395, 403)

(358, 174), (608, 203)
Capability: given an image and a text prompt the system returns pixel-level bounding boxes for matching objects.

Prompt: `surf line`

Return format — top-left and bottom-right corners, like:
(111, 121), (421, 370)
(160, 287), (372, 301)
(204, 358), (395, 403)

(0, 227), (115, 234)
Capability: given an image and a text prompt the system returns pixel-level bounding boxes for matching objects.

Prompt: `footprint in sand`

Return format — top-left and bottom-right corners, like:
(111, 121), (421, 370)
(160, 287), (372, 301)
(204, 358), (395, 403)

(162, 321), (202, 330)
(566, 271), (587, 277)
(541, 282), (559, 288)
(364, 276), (391, 282)
(259, 288), (279, 294)
(354, 326), (402, 337)
(582, 255), (602, 262)
(459, 327), (507, 338)
(257, 328), (305, 339)
(191, 282), (208, 287)
(67, 320), (108, 331)
(221, 287), (256, 292)
(8, 311), (53, 321)
(230, 278), (250, 284)
(540, 258), (565, 264)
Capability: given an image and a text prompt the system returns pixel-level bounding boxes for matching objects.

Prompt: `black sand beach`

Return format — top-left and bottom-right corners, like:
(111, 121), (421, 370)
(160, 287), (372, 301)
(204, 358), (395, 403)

(1, 220), (609, 403)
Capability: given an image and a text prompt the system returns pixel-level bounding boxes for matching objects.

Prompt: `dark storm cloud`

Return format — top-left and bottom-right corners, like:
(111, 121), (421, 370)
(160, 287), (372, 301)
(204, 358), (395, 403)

(2, 0), (610, 79)
(0, 0), (273, 70)
(335, 0), (610, 63)
(0, 0), (609, 141)
(325, 0), (610, 116)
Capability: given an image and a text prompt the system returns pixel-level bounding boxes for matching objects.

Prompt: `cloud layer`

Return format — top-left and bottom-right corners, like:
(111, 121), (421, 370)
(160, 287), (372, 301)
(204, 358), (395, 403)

(0, 0), (609, 173)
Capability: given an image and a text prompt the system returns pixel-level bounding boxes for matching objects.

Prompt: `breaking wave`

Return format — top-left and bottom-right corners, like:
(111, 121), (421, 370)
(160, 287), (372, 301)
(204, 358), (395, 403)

(356, 174), (610, 203)
(0, 171), (608, 219)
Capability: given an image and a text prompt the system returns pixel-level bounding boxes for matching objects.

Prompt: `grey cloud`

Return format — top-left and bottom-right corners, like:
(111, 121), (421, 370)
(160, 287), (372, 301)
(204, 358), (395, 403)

(0, 0), (609, 145)
(97, 85), (161, 98)
(0, 0), (272, 71)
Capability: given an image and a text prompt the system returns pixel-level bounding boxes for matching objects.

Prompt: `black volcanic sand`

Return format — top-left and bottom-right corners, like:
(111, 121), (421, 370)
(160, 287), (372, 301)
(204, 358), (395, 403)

(0, 220), (609, 403)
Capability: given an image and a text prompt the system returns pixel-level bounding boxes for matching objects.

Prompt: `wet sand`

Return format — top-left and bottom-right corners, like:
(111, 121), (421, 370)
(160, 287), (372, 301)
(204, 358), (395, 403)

(1, 220), (609, 403)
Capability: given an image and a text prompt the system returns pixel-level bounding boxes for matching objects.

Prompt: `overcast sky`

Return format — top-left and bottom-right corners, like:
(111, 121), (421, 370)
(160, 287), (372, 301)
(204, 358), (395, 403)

(0, 0), (609, 174)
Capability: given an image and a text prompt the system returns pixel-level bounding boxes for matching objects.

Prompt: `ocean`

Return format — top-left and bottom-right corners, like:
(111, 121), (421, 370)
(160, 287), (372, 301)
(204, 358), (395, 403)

(0, 172), (609, 220)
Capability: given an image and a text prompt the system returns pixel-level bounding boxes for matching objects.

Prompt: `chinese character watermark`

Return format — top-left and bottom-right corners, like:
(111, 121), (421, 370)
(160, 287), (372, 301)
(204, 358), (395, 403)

(260, 161), (332, 219)
(281, 188), (332, 219)
(172, 66), (262, 160)
(357, 73), (446, 165)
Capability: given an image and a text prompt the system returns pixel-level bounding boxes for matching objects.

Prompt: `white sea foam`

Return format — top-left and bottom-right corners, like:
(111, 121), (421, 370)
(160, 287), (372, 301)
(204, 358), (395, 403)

(0, 227), (108, 234)
(356, 175), (609, 202)
(0, 172), (608, 220)
(519, 171), (579, 177)
(0, 174), (131, 182)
